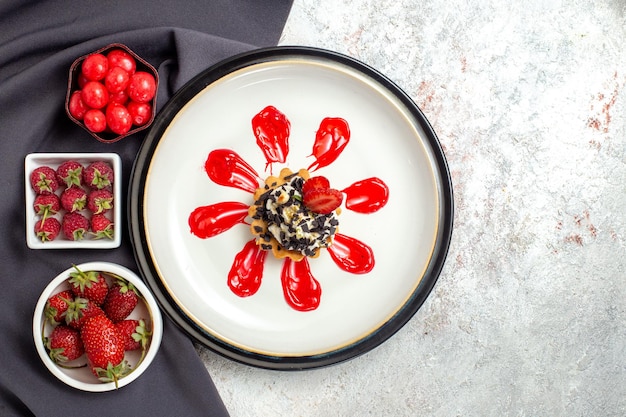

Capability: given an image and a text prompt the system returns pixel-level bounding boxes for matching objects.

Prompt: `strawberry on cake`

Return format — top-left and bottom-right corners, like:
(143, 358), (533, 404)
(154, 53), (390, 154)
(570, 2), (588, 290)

(248, 168), (342, 262)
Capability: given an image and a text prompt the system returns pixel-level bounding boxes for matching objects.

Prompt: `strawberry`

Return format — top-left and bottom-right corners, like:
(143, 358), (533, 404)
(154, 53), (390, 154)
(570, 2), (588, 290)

(83, 161), (114, 190)
(33, 194), (61, 216)
(81, 315), (130, 387)
(62, 212), (89, 240)
(103, 278), (138, 322)
(30, 166), (59, 195)
(60, 186), (87, 212)
(35, 216), (61, 242)
(44, 289), (74, 325)
(56, 160), (84, 189)
(301, 176), (330, 196)
(115, 319), (151, 351)
(90, 214), (114, 240)
(64, 297), (105, 329)
(46, 325), (85, 363)
(87, 189), (113, 214)
(302, 188), (343, 214)
(68, 265), (109, 305)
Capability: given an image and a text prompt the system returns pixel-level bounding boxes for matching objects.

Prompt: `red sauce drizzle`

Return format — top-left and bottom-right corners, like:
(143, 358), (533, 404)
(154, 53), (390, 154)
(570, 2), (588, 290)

(308, 117), (350, 172)
(188, 201), (249, 239)
(191, 108), (390, 311)
(252, 105), (290, 170)
(228, 239), (267, 297)
(342, 177), (389, 214)
(205, 149), (261, 194)
(280, 258), (321, 311)
(327, 233), (375, 274)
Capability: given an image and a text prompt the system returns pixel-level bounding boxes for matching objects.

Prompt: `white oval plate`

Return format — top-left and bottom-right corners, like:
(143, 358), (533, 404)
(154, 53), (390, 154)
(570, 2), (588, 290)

(129, 47), (453, 369)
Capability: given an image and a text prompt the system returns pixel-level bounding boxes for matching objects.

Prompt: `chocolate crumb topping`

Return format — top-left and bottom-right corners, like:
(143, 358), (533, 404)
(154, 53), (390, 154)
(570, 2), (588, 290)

(249, 170), (339, 259)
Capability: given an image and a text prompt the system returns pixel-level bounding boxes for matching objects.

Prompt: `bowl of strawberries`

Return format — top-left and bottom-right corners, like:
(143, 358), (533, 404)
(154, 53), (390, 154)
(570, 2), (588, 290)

(32, 262), (163, 391)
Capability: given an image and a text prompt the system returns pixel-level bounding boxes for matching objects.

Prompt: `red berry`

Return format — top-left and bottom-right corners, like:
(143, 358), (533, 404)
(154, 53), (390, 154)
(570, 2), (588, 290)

(127, 100), (152, 126)
(56, 160), (84, 188)
(62, 212), (89, 241)
(44, 290), (74, 325)
(60, 186), (87, 212)
(46, 325), (85, 363)
(68, 90), (89, 121)
(83, 161), (114, 190)
(83, 109), (107, 133)
(77, 72), (89, 89)
(104, 66), (130, 94)
(127, 71), (156, 103)
(115, 319), (150, 351)
(105, 103), (132, 135)
(103, 278), (138, 322)
(35, 217), (61, 242)
(33, 194), (61, 216)
(302, 188), (343, 214)
(87, 189), (113, 214)
(107, 49), (136, 75)
(302, 176), (330, 196)
(81, 315), (129, 384)
(68, 265), (109, 306)
(64, 297), (105, 329)
(81, 53), (109, 81)
(108, 89), (129, 104)
(30, 166), (59, 195)
(81, 81), (109, 109)
(91, 214), (114, 240)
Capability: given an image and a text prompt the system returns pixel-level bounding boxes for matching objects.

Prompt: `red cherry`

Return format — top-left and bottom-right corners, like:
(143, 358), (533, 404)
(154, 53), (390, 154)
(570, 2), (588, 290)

(81, 53), (108, 81)
(127, 71), (156, 103)
(77, 72), (89, 89)
(106, 103), (132, 135)
(107, 49), (136, 75)
(83, 109), (107, 132)
(109, 89), (129, 104)
(104, 66), (130, 93)
(68, 90), (88, 120)
(127, 101), (152, 126)
(81, 81), (109, 109)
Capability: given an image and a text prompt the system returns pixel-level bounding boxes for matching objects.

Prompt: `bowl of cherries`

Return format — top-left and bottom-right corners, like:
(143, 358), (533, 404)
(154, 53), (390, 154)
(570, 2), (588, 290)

(65, 43), (158, 143)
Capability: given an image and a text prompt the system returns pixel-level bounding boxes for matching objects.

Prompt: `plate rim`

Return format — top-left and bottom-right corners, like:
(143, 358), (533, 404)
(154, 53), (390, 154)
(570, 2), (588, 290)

(128, 46), (454, 370)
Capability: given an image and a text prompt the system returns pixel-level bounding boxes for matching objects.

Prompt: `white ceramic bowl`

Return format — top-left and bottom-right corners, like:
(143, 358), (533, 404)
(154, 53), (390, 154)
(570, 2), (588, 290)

(25, 153), (122, 249)
(32, 262), (163, 392)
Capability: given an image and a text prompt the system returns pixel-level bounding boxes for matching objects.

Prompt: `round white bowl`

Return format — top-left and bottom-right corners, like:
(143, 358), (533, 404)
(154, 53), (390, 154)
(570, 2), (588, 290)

(32, 261), (163, 391)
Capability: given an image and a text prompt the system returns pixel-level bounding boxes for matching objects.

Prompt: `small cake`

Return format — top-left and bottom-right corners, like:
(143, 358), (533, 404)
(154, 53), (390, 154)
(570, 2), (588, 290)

(248, 168), (340, 261)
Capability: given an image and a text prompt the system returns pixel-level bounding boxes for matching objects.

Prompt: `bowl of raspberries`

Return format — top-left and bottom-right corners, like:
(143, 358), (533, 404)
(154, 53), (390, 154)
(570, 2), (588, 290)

(32, 262), (163, 391)
(65, 43), (158, 143)
(25, 153), (121, 249)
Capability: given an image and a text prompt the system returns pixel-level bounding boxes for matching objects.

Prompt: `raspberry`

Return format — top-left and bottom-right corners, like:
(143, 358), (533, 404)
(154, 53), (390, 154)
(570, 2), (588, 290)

(33, 194), (61, 216)
(87, 189), (113, 215)
(35, 217), (61, 242)
(83, 161), (114, 190)
(30, 166), (59, 195)
(62, 212), (89, 241)
(56, 160), (84, 188)
(60, 186), (87, 213)
(90, 214), (114, 240)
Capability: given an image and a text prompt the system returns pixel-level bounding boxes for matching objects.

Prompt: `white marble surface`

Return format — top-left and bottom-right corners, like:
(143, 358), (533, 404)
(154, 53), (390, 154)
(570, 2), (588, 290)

(197, 1), (626, 415)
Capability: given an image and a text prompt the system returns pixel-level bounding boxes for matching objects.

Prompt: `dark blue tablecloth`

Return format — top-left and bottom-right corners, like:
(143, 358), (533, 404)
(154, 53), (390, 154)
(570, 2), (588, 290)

(0, 1), (293, 416)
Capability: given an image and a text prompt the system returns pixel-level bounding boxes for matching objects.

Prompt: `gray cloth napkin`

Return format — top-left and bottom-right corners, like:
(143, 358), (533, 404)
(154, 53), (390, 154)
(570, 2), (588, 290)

(0, 1), (293, 416)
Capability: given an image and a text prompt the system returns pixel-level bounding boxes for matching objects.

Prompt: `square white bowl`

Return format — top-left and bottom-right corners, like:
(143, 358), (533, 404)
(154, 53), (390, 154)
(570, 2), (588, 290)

(25, 153), (122, 249)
